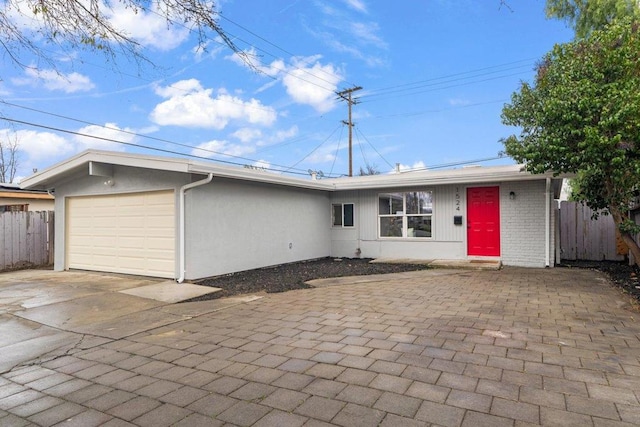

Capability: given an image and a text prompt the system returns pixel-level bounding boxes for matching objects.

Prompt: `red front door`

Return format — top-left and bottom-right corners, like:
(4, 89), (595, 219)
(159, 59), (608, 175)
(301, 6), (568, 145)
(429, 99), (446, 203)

(467, 186), (500, 256)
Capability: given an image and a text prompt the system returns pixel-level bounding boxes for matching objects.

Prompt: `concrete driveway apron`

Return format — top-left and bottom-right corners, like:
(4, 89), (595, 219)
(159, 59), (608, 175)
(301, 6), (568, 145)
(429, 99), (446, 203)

(0, 270), (218, 373)
(0, 267), (639, 426)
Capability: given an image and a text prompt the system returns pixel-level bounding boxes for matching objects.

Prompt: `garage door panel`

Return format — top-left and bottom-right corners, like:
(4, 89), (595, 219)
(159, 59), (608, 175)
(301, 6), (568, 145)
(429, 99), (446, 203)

(67, 190), (175, 278)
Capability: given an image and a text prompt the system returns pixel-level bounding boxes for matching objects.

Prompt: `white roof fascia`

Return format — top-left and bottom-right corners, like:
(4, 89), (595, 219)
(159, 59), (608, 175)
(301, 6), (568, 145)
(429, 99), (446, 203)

(327, 165), (564, 191)
(187, 162), (334, 191)
(21, 150), (194, 189)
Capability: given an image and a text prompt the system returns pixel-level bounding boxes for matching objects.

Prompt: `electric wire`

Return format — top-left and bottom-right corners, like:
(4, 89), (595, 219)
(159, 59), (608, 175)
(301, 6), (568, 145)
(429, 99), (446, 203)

(354, 126), (394, 169)
(0, 100), (311, 173)
(283, 123), (343, 172)
(0, 115), (313, 176)
(328, 125), (344, 177)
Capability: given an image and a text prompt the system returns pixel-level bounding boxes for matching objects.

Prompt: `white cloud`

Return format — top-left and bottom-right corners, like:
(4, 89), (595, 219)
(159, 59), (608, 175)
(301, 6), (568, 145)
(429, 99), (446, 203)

(231, 128), (263, 143)
(253, 159), (271, 170)
(12, 68), (95, 93)
(192, 139), (256, 158)
(449, 98), (472, 106)
(281, 57), (342, 113)
(351, 22), (387, 49)
(227, 49), (343, 113)
(0, 128), (74, 164)
(74, 123), (133, 151)
(393, 161), (427, 172)
(105, 2), (190, 50)
(343, 0), (368, 13)
(150, 79), (277, 129)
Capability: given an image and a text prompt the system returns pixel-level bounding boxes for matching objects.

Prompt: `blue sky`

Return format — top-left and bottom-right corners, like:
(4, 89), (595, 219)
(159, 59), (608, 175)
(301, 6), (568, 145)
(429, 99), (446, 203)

(0, 0), (574, 182)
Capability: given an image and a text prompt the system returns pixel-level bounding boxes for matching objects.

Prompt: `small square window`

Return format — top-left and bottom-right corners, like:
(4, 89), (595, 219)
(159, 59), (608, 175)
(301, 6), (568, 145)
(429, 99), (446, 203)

(332, 203), (354, 228)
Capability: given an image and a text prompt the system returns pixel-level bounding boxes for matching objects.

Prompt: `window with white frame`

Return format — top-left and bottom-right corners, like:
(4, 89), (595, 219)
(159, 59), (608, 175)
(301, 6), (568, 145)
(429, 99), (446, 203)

(332, 203), (354, 227)
(378, 191), (432, 238)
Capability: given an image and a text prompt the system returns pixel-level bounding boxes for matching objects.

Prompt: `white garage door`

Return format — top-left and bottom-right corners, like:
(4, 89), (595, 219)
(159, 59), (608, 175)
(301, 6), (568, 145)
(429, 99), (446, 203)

(66, 190), (175, 278)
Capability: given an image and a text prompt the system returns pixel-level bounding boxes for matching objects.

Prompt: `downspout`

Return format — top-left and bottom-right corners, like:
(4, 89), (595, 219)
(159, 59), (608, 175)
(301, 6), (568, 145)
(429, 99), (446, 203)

(545, 177), (551, 267)
(177, 173), (213, 283)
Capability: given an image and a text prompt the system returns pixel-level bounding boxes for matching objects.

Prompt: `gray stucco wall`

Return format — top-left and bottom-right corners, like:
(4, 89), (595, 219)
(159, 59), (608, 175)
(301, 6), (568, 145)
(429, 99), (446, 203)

(51, 165), (189, 273)
(185, 177), (331, 280)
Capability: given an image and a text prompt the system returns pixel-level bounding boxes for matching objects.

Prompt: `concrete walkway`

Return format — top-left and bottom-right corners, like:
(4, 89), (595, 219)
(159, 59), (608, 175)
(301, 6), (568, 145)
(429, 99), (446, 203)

(1, 267), (639, 426)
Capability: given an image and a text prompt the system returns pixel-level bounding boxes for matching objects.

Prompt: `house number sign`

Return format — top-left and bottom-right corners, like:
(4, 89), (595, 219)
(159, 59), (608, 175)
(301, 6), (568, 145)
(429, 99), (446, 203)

(455, 187), (461, 211)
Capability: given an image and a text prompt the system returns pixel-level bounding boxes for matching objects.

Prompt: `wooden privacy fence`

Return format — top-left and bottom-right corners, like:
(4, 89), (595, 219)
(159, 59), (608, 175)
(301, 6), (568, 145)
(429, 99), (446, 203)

(0, 211), (54, 270)
(559, 201), (626, 261)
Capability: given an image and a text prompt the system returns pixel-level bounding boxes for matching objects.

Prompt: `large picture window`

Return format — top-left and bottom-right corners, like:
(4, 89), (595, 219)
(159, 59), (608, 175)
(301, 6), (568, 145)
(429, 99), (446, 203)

(378, 191), (432, 238)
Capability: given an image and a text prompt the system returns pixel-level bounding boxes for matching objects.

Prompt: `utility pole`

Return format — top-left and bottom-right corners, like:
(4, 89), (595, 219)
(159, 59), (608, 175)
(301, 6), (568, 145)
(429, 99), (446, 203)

(336, 86), (362, 177)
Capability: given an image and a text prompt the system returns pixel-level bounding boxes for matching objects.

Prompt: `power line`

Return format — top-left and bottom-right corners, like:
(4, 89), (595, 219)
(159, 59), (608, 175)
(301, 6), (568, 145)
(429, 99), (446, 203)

(354, 126), (394, 170)
(0, 101), (310, 173)
(363, 58), (535, 98)
(0, 115), (313, 176)
(284, 123), (343, 173)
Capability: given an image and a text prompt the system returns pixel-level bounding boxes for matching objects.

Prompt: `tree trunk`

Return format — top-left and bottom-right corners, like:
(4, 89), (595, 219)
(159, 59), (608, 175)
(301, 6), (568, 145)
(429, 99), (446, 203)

(609, 206), (640, 267)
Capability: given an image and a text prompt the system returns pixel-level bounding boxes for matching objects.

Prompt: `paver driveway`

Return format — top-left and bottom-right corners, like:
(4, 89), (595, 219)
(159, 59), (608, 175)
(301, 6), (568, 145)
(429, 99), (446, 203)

(1, 267), (639, 426)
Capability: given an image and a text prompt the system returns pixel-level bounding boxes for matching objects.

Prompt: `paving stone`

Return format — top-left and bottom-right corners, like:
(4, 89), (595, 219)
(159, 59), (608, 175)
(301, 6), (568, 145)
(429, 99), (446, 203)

(136, 379), (182, 398)
(64, 384), (113, 404)
(261, 388), (309, 411)
(303, 378), (347, 398)
(401, 365), (441, 383)
(437, 372), (478, 392)
(294, 395), (345, 422)
(566, 394), (620, 420)
(369, 373), (412, 394)
(172, 412), (223, 427)
(335, 384), (382, 406)
(461, 410), (515, 427)
(84, 389), (137, 412)
(405, 380), (451, 403)
(305, 363), (346, 379)
(253, 409), (307, 427)
(491, 397), (540, 424)
(9, 396), (63, 417)
(54, 409), (113, 427)
(217, 401), (270, 426)
(230, 382), (276, 402)
(446, 389), (492, 412)
(114, 375), (158, 392)
(519, 385), (566, 410)
(415, 400), (465, 427)
(333, 402), (386, 427)
(379, 413), (429, 427)
(107, 395), (161, 421)
(187, 393), (237, 417)
(159, 385), (209, 406)
(27, 402), (85, 426)
(476, 378), (519, 401)
(368, 360), (406, 375)
(132, 402), (192, 427)
(41, 378), (92, 397)
(540, 406), (593, 426)
(243, 367), (285, 384)
(0, 389), (43, 410)
(373, 391), (421, 418)
(203, 376), (247, 395)
(543, 377), (589, 396)
(271, 372), (315, 390)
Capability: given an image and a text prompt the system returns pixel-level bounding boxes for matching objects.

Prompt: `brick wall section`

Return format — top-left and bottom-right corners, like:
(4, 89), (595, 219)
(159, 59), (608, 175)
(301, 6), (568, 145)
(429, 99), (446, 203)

(500, 180), (553, 268)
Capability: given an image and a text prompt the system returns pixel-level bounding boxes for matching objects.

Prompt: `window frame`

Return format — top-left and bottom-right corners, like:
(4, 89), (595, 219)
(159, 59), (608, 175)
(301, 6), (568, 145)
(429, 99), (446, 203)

(378, 191), (432, 239)
(332, 202), (355, 228)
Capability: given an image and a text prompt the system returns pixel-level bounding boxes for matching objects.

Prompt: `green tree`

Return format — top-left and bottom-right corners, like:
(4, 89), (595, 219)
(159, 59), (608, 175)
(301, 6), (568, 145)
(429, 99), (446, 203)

(501, 19), (640, 265)
(546, 0), (640, 37)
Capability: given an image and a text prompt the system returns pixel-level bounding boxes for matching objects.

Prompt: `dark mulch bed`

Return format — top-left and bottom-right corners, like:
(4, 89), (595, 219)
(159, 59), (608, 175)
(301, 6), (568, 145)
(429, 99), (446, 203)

(558, 260), (640, 305)
(188, 257), (430, 302)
